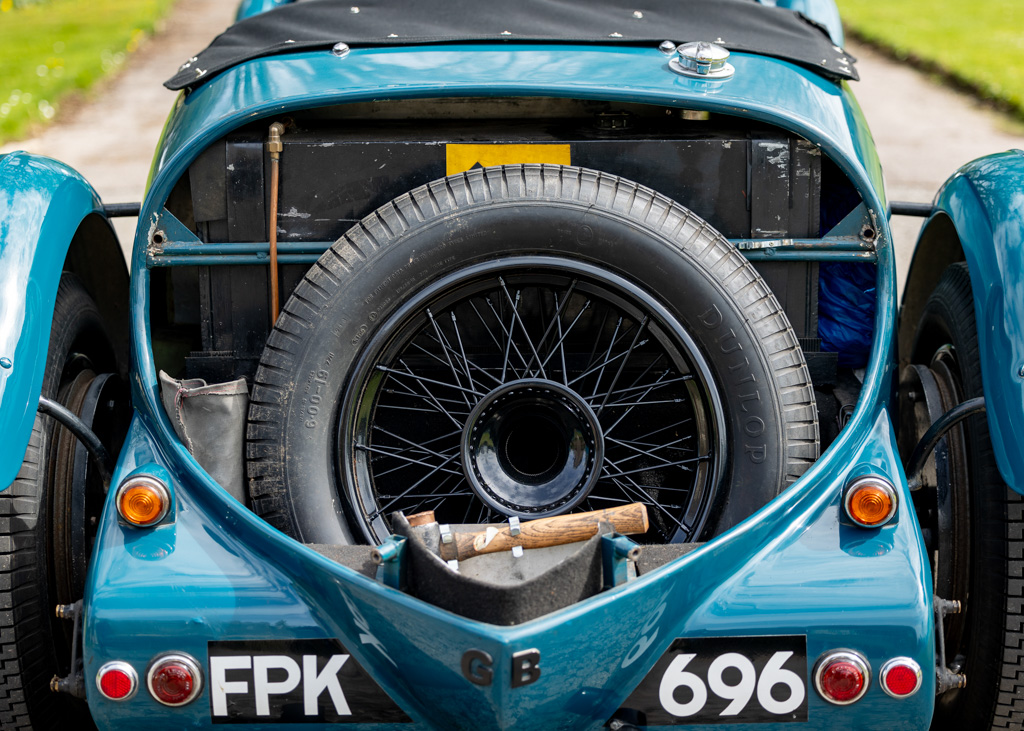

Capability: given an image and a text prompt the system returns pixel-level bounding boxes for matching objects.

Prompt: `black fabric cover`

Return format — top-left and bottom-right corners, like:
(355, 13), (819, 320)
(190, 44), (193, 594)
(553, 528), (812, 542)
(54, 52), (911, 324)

(166, 0), (857, 91)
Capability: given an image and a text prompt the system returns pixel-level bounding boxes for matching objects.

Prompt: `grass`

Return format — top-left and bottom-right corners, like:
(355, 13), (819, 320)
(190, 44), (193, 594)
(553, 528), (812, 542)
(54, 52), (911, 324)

(0, 0), (175, 144)
(836, 0), (1024, 119)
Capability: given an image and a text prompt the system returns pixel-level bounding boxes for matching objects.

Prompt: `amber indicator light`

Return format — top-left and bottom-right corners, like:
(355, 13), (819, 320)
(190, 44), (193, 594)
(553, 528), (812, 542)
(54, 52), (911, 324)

(96, 661), (137, 701)
(844, 476), (897, 527)
(116, 476), (170, 527)
(880, 657), (923, 698)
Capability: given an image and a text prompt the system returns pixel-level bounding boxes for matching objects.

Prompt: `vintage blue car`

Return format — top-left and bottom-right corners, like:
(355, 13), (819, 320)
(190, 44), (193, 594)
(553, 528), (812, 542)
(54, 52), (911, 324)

(1, 0), (1020, 728)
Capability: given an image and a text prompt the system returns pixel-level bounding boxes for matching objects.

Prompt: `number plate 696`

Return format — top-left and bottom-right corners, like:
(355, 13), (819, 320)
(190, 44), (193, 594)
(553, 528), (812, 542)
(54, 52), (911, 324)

(617, 636), (808, 725)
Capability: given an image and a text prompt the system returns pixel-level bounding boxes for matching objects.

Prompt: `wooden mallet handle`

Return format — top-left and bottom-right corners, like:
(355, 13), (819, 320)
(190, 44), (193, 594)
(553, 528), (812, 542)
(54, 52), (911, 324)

(439, 503), (648, 561)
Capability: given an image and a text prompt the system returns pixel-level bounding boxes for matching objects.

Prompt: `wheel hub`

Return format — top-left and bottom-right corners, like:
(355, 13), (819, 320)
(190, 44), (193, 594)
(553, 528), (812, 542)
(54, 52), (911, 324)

(462, 379), (604, 517)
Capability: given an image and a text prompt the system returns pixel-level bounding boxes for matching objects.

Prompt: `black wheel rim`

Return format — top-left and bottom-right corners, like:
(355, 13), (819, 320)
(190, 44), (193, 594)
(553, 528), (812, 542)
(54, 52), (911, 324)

(340, 257), (725, 543)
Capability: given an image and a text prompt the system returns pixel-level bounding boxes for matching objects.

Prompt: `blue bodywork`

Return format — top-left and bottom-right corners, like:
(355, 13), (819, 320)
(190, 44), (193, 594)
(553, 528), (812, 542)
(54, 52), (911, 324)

(0, 152), (108, 488)
(66, 41), (939, 729)
(919, 150), (1024, 492)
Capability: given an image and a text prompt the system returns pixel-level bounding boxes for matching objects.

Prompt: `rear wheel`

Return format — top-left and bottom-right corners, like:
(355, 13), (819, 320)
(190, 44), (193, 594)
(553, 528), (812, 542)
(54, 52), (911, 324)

(0, 274), (126, 730)
(903, 263), (1024, 730)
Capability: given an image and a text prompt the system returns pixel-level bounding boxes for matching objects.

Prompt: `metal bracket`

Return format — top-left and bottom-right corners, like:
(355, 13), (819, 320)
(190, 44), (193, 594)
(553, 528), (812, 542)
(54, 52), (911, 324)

(934, 595), (967, 694)
(371, 535), (408, 590)
(50, 600), (85, 698)
(601, 533), (641, 589)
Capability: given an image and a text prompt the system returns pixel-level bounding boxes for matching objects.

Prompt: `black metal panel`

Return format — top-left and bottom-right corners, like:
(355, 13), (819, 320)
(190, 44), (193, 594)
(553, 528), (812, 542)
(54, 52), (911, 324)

(191, 134), (271, 380)
(184, 122), (823, 382)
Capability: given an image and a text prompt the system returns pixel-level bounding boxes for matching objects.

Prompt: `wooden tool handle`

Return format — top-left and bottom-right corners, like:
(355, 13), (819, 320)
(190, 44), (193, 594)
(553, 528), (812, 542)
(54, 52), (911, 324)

(439, 503), (648, 561)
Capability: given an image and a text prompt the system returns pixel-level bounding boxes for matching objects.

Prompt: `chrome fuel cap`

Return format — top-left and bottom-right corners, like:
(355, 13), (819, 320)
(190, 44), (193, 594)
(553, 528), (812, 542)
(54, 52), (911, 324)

(671, 41), (735, 79)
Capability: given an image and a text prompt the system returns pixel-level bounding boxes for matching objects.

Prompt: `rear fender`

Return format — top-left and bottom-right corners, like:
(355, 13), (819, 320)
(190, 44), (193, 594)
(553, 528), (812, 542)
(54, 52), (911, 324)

(900, 150), (1024, 493)
(0, 151), (129, 490)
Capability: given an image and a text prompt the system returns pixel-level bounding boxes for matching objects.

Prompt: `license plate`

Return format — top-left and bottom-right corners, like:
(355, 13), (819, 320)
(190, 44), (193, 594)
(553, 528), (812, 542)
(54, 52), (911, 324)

(616, 636), (808, 725)
(207, 638), (411, 724)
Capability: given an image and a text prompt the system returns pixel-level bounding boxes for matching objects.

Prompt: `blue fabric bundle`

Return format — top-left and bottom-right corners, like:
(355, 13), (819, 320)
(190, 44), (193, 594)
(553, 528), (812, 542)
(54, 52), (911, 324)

(818, 262), (876, 368)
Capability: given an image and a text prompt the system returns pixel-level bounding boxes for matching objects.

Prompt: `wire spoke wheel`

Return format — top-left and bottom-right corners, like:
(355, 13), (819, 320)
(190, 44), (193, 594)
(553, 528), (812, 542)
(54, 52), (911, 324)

(342, 260), (723, 544)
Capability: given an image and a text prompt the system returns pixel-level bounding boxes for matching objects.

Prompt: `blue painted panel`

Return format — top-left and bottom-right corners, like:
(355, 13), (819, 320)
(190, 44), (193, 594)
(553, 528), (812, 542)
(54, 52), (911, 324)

(932, 150), (1024, 492)
(85, 409), (931, 728)
(0, 152), (103, 489)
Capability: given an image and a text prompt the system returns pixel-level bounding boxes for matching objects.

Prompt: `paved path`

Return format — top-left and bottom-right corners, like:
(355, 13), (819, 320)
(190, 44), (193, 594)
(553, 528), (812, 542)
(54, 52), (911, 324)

(0, 0), (237, 252)
(850, 41), (1024, 294)
(3, 3), (1024, 286)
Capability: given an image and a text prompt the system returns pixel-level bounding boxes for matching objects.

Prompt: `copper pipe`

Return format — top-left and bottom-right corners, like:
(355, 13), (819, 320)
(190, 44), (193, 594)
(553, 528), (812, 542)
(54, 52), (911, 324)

(267, 122), (285, 323)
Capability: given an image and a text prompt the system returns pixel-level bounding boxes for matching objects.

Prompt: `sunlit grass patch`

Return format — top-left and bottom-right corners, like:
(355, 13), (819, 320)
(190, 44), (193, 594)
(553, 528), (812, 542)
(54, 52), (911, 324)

(837, 0), (1024, 119)
(0, 0), (175, 143)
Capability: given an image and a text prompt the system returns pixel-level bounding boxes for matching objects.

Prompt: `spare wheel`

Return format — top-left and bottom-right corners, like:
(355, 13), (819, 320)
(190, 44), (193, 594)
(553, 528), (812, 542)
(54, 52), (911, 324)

(246, 165), (819, 545)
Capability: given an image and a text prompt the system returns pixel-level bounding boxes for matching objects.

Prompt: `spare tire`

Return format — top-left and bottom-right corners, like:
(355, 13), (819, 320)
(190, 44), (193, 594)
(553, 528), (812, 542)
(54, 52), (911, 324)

(247, 165), (818, 545)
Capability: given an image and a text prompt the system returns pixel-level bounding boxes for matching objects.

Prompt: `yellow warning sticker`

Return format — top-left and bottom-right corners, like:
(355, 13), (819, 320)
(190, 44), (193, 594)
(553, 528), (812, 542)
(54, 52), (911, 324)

(445, 144), (572, 176)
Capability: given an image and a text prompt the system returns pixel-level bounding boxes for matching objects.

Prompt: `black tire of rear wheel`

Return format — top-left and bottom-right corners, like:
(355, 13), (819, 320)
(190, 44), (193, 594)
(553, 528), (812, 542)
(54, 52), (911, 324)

(246, 165), (818, 545)
(0, 274), (113, 731)
(914, 263), (1024, 730)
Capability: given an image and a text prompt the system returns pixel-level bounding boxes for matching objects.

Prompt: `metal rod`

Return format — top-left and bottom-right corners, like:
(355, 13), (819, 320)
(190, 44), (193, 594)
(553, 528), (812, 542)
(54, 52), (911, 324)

(741, 250), (877, 262)
(37, 397), (115, 490)
(905, 396), (985, 491)
(148, 254), (323, 267)
(102, 202), (141, 218)
(891, 201), (933, 217)
(267, 122), (285, 324)
(147, 247), (876, 267)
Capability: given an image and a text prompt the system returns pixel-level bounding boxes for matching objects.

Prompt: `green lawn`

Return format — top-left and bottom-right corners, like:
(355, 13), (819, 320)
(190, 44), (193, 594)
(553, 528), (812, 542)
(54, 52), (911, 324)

(0, 0), (175, 144)
(837, 0), (1024, 118)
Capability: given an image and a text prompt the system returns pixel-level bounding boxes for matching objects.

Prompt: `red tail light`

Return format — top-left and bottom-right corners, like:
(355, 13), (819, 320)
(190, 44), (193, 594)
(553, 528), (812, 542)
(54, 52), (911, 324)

(96, 661), (138, 701)
(880, 657), (922, 698)
(814, 650), (870, 704)
(147, 653), (203, 706)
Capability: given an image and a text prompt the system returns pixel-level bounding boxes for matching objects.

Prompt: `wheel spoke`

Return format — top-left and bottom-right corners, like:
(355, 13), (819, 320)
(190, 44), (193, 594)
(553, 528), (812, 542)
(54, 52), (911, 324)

(499, 278), (547, 379)
(486, 296), (530, 382)
(426, 309), (473, 409)
(589, 316), (623, 398)
(380, 363), (484, 398)
(601, 454), (707, 479)
(450, 311), (477, 394)
(538, 298), (592, 377)
(589, 373), (693, 403)
(596, 316), (649, 416)
(356, 444), (463, 476)
(367, 453), (463, 521)
(371, 425), (461, 462)
(411, 336), (504, 388)
(601, 369), (672, 438)
(606, 436), (689, 467)
(523, 281), (577, 376)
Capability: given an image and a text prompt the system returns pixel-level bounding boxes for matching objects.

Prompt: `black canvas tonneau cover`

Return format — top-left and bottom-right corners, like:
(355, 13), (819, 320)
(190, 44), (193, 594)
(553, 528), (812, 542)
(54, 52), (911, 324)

(165, 0), (857, 91)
